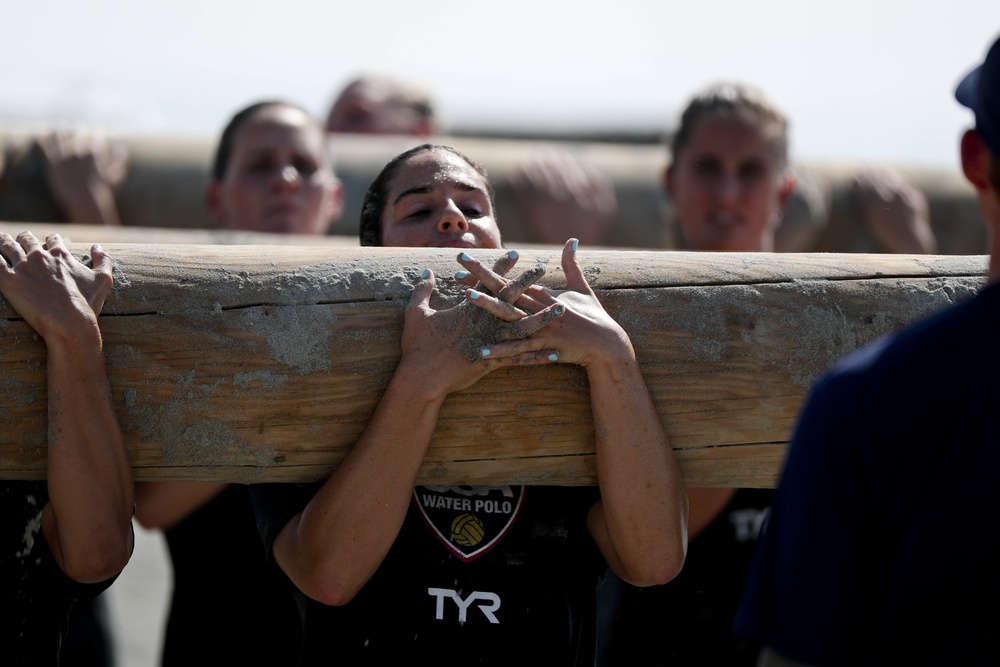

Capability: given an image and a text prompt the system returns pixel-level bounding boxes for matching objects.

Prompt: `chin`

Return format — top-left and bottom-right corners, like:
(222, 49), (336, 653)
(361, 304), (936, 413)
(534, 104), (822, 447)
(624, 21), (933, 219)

(260, 218), (314, 235)
(436, 240), (479, 249)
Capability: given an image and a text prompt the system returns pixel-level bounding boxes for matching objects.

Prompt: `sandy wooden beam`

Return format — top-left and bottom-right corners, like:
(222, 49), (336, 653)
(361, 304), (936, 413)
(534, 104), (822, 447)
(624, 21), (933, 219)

(0, 244), (987, 487)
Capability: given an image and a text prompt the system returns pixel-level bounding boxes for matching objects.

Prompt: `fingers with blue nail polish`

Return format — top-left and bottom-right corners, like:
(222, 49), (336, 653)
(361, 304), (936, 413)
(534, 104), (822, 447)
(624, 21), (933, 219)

(481, 348), (491, 357)
(469, 290), (481, 300)
(421, 268), (431, 279)
(548, 352), (559, 362)
(455, 270), (469, 280)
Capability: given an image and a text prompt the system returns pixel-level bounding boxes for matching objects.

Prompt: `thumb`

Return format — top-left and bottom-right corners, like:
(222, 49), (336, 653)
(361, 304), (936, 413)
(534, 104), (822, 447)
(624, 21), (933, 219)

(89, 244), (113, 278)
(408, 268), (436, 312)
(561, 239), (590, 292)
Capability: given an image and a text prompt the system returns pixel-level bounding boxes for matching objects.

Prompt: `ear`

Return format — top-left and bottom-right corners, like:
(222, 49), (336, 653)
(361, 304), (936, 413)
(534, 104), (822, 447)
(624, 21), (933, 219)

(414, 119), (437, 137)
(961, 129), (991, 191)
(205, 183), (227, 223)
(777, 171), (797, 211)
(324, 177), (346, 229)
(663, 164), (675, 199)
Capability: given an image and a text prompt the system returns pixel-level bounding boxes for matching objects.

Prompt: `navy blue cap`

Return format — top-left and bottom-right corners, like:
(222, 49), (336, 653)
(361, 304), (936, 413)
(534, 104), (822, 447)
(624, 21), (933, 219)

(956, 35), (1000, 156)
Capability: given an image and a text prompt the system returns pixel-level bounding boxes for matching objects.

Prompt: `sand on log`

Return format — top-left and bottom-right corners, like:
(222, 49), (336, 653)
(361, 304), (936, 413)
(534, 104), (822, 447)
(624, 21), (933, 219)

(0, 243), (986, 488)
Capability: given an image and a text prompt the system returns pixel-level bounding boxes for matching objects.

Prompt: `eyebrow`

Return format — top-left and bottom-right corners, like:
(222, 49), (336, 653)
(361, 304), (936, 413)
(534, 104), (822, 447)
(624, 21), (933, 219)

(392, 181), (484, 206)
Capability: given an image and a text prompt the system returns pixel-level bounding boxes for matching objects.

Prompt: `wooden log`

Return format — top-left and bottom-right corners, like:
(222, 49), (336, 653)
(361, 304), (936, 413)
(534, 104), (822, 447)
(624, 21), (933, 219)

(0, 221), (361, 247)
(0, 245), (987, 488)
(0, 130), (985, 253)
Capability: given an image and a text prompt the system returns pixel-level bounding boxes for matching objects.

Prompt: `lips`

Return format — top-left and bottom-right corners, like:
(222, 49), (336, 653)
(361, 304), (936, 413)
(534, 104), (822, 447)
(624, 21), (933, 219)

(705, 212), (744, 228)
(258, 203), (306, 234)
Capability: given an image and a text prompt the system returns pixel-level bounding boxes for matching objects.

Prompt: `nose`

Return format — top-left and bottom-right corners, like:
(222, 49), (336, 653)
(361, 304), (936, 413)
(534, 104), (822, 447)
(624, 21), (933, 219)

(272, 165), (301, 192)
(712, 171), (740, 208)
(436, 199), (470, 234)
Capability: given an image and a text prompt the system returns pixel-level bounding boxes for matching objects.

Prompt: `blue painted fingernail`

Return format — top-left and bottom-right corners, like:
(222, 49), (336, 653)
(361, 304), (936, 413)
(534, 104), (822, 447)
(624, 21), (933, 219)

(481, 348), (491, 357)
(459, 252), (472, 262)
(554, 304), (566, 315)
(548, 352), (559, 361)
(421, 268), (430, 279)
(455, 270), (469, 279)
(507, 250), (519, 259)
(571, 239), (579, 252)
(469, 289), (481, 300)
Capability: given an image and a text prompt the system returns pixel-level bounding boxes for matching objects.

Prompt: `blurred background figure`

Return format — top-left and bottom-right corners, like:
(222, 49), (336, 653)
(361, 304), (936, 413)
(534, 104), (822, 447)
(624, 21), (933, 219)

(663, 82), (795, 253)
(601, 81), (794, 667)
(325, 73), (623, 248)
(507, 146), (617, 246)
(598, 81), (940, 667)
(325, 74), (437, 136)
(206, 100), (344, 235)
(133, 99), (340, 666)
(37, 130), (127, 226)
(851, 166), (937, 254)
(0, 129), (128, 229)
(771, 165), (829, 253)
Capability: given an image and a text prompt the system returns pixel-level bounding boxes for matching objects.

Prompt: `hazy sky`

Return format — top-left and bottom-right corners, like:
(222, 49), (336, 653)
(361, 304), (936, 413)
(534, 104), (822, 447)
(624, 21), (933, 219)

(3, 1), (999, 169)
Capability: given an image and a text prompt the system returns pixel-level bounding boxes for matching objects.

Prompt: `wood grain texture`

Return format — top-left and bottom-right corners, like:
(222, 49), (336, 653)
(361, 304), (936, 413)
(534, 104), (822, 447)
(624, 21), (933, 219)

(0, 243), (987, 487)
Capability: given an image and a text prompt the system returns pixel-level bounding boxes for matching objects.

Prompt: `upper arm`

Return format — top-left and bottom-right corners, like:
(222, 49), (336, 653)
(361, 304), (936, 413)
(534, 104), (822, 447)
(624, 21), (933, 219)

(247, 483), (318, 564)
(134, 482), (229, 530)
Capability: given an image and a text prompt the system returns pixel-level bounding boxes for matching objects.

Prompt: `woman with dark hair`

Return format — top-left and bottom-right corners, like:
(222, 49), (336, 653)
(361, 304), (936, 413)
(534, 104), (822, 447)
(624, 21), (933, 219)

(205, 100), (344, 235)
(131, 99), (342, 665)
(251, 144), (687, 666)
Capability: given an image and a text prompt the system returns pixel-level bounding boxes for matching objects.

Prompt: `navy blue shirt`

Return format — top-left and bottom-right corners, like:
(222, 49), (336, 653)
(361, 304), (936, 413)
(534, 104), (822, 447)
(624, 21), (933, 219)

(736, 281), (1000, 665)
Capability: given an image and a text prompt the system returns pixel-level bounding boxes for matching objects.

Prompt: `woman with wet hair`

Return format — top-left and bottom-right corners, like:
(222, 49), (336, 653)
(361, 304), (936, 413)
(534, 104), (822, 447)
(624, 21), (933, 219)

(251, 143), (687, 666)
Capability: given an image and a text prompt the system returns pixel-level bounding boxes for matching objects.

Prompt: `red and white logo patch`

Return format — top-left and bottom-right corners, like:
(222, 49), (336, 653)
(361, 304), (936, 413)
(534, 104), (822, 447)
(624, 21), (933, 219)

(413, 485), (526, 562)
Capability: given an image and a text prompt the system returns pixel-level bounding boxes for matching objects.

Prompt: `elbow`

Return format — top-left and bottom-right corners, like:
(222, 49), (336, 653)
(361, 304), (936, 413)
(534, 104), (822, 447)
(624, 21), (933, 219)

(276, 542), (365, 607)
(644, 553), (685, 587)
(617, 540), (687, 588)
(296, 571), (363, 607)
(312, 585), (360, 608)
(620, 557), (684, 588)
(61, 528), (134, 584)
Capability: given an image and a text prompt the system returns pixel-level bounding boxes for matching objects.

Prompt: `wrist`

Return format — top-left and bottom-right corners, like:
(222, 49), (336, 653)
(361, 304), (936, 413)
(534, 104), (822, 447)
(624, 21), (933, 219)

(62, 184), (120, 226)
(42, 316), (103, 359)
(388, 358), (451, 407)
(585, 336), (640, 383)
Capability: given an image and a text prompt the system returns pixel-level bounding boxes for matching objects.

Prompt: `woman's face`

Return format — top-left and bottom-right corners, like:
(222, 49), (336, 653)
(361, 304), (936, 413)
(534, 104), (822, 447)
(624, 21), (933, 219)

(666, 112), (792, 252)
(207, 105), (343, 235)
(326, 80), (427, 136)
(380, 149), (502, 249)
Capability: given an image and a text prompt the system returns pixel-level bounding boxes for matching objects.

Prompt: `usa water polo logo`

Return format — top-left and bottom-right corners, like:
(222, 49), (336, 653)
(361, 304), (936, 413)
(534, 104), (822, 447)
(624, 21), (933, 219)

(414, 485), (526, 561)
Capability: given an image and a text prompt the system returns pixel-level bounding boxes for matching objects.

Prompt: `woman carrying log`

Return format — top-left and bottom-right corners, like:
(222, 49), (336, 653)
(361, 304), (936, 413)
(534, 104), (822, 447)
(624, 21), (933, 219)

(602, 82), (795, 666)
(250, 143), (688, 666)
(602, 82), (940, 667)
(0, 232), (134, 664)
(132, 100), (343, 665)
